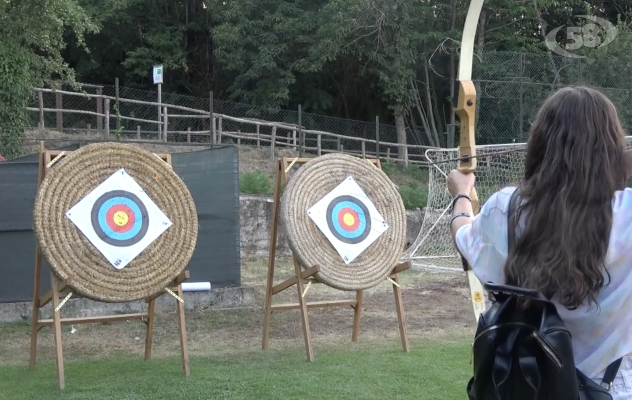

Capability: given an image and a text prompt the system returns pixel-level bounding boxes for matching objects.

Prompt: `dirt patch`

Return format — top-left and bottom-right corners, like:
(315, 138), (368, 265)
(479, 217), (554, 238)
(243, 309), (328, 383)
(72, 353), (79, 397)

(238, 146), (298, 177)
(0, 258), (475, 366)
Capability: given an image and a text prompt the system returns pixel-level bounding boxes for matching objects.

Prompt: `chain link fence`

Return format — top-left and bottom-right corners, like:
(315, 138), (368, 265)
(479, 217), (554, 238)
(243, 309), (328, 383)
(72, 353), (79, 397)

(473, 51), (632, 145)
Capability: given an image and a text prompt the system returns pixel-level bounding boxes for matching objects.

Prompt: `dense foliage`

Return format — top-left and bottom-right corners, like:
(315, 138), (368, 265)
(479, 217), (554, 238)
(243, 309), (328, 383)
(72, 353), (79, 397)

(2, 0), (632, 154)
(0, 0), (96, 156)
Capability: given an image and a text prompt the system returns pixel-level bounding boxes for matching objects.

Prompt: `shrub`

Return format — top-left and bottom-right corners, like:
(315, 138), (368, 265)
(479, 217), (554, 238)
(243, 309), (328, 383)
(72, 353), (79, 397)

(240, 171), (273, 195)
(397, 183), (428, 210)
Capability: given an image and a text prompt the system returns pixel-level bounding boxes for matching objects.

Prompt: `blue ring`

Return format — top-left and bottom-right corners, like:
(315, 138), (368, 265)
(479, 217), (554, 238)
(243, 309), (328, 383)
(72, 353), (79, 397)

(97, 197), (143, 241)
(330, 201), (366, 239)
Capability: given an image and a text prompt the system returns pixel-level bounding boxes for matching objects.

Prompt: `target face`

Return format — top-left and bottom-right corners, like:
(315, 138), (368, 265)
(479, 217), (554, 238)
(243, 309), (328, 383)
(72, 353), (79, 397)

(66, 168), (172, 270)
(91, 190), (149, 247)
(308, 176), (388, 264)
(326, 195), (371, 244)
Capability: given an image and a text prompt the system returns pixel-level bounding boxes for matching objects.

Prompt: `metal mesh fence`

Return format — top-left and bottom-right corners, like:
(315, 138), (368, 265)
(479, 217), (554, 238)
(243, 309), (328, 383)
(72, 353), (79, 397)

(473, 51), (632, 144)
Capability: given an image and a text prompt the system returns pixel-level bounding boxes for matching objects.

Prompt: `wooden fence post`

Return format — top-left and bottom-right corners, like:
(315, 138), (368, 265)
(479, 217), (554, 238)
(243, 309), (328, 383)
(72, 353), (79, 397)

(163, 106), (168, 142)
(115, 78), (121, 131)
(317, 135), (321, 156)
(292, 130), (297, 149)
(270, 126), (277, 160)
(104, 99), (110, 135)
(210, 91), (215, 145)
(375, 116), (380, 158)
(298, 105), (303, 156)
(37, 91), (44, 129)
(96, 87), (103, 134)
(256, 125), (260, 148)
(361, 142), (366, 158)
(56, 91), (63, 131)
(218, 116), (223, 144)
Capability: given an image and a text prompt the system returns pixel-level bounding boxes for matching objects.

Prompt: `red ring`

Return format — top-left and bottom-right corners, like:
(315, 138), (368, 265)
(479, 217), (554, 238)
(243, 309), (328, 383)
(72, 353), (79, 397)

(105, 204), (135, 233)
(337, 207), (360, 231)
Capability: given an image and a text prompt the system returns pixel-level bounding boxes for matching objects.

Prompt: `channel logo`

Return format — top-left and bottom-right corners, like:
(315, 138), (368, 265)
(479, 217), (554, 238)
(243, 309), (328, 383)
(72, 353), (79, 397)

(545, 15), (617, 58)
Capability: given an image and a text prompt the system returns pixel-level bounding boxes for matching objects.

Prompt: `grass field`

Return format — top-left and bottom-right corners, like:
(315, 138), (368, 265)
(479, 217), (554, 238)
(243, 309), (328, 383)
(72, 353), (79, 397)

(0, 259), (475, 399)
(0, 336), (471, 400)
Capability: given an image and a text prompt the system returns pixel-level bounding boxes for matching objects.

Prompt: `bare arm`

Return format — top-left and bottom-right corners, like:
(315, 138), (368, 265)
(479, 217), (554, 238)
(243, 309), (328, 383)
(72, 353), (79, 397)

(446, 169), (476, 246)
(450, 197), (474, 244)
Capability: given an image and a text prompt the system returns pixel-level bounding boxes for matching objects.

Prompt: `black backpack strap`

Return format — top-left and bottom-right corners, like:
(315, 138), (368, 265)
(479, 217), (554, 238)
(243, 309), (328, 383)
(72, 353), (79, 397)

(601, 358), (623, 391)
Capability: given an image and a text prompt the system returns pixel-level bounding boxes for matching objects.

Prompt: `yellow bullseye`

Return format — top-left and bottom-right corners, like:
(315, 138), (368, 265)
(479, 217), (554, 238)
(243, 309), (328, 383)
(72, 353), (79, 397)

(343, 213), (355, 226)
(113, 211), (129, 226)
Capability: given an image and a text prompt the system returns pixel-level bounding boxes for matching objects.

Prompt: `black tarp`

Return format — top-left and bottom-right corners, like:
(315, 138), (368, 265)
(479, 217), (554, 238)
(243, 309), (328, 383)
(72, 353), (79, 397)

(0, 145), (240, 302)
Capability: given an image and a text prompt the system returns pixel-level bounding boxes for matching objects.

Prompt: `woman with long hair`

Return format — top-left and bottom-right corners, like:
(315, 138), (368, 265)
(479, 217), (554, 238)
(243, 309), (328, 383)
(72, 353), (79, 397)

(448, 86), (632, 397)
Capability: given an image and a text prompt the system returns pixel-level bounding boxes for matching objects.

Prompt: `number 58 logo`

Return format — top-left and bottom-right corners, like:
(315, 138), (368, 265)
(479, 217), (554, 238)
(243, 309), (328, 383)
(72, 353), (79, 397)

(545, 15), (617, 58)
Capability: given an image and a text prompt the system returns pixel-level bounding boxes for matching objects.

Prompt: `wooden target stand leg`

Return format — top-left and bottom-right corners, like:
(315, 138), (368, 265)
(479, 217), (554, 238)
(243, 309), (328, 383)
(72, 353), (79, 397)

(28, 142), (191, 390)
(261, 157), (411, 362)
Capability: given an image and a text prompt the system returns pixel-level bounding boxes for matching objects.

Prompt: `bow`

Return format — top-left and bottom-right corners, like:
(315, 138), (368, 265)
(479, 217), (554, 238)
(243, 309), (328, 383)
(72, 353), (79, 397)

(454, 0), (486, 322)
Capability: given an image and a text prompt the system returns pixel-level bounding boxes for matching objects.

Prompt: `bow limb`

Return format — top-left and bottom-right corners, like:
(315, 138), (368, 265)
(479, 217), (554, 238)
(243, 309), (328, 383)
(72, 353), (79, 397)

(455, 0), (486, 322)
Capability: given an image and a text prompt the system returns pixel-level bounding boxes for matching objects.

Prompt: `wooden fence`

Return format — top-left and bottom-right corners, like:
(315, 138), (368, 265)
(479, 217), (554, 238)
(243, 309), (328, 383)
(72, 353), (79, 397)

(28, 87), (437, 164)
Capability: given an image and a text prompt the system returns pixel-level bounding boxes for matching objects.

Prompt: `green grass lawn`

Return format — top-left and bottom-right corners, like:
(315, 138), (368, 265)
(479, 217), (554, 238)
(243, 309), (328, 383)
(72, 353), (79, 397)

(0, 337), (471, 400)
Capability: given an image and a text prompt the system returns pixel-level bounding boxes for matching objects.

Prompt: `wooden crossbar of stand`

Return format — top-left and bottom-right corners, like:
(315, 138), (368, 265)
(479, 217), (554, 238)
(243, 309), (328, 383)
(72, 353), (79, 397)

(29, 142), (189, 390)
(261, 156), (411, 362)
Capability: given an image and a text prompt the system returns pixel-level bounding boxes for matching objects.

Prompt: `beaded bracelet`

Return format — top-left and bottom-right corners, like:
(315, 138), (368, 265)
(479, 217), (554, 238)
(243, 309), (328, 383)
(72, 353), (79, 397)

(450, 212), (471, 227)
(450, 193), (472, 212)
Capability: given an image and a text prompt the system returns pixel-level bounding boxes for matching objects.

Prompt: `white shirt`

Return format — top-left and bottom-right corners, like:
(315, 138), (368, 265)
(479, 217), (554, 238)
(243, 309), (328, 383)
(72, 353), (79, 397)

(455, 186), (632, 380)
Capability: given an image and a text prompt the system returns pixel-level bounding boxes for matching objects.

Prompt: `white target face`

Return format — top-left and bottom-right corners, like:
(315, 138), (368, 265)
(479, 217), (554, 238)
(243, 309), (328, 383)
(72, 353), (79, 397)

(65, 168), (172, 270)
(307, 176), (389, 264)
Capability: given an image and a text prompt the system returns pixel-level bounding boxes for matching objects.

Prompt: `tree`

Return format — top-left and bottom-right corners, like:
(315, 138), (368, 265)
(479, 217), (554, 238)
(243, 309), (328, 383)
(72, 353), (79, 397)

(309, 0), (451, 161)
(0, 0), (96, 157)
(212, 0), (330, 110)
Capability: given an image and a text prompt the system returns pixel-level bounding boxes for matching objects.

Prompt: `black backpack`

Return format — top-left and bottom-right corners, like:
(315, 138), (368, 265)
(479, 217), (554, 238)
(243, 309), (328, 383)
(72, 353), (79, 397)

(466, 189), (622, 400)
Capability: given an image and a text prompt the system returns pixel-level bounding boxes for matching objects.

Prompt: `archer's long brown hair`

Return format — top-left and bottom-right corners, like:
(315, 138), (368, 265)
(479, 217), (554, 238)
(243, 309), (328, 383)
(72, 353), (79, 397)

(505, 86), (627, 309)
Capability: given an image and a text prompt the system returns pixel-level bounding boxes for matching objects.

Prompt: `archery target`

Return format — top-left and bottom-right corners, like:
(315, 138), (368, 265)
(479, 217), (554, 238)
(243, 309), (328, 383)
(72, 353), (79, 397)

(66, 168), (172, 270)
(308, 176), (388, 264)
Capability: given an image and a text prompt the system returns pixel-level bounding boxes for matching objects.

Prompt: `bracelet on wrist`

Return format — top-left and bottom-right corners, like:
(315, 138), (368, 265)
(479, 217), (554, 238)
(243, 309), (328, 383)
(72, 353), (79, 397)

(450, 193), (472, 212)
(450, 212), (471, 227)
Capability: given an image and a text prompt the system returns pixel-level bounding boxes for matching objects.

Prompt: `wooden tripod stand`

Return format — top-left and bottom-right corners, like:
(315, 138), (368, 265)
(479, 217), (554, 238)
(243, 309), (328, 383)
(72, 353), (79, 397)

(29, 142), (191, 390)
(261, 156), (411, 362)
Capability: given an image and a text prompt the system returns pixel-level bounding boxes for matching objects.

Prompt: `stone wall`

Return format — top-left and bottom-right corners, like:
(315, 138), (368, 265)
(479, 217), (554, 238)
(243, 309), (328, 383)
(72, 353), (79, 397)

(239, 195), (425, 258)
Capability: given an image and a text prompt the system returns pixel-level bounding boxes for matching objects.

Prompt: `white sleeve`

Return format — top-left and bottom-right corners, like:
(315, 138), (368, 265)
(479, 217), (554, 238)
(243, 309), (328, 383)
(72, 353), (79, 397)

(454, 188), (516, 285)
(608, 188), (632, 260)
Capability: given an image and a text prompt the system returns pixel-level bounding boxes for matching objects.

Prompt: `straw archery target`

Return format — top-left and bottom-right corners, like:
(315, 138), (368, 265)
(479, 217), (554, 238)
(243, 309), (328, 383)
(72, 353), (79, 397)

(66, 168), (172, 270)
(308, 176), (388, 264)
(281, 153), (406, 291)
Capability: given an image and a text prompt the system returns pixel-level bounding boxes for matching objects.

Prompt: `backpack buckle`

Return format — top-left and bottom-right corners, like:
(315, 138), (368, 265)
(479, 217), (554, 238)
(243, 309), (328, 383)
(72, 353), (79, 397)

(600, 382), (612, 392)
